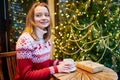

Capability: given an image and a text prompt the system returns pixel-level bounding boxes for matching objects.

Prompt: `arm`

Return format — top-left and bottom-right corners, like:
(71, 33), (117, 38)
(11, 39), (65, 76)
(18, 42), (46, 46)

(17, 57), (58, 80)
(49, 59), (61, 66)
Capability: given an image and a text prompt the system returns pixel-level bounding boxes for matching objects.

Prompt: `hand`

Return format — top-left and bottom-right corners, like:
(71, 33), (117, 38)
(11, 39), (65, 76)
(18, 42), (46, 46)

(63, 59), (75, 68)
(57, 62), (72, 73)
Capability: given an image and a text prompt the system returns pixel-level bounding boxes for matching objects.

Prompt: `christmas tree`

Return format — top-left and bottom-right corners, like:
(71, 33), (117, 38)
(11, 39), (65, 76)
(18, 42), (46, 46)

(8, 0), (26, 50)
(53, 0), (120, 72)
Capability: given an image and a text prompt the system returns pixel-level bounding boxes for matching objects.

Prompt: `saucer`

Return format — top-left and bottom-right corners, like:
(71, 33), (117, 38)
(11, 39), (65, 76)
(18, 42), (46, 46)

(70, 67), (76, 72)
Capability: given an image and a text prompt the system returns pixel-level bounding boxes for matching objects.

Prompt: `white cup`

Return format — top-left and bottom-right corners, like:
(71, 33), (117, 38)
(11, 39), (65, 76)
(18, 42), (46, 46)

(63, 58), (74, 65)
(63, 58), (76, 72)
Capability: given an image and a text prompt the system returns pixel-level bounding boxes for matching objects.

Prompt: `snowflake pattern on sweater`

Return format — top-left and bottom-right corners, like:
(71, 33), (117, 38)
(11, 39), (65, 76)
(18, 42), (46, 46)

(14, 32), (59, 80)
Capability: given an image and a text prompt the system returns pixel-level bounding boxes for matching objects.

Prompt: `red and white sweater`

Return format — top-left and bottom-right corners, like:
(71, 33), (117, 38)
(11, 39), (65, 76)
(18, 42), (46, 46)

(14, 32), (59, 80)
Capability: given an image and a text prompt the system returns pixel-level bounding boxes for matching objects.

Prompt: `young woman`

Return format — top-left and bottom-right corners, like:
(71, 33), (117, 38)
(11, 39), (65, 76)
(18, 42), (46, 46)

(14, 2), (73, 80)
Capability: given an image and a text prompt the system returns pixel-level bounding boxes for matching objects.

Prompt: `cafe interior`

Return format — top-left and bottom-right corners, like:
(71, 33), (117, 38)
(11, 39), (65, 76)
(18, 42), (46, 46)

(0, 0), (120, 80)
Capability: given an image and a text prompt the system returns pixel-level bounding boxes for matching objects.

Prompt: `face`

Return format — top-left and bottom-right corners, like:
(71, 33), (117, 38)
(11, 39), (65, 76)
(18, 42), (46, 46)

(34, 6), (50, 29)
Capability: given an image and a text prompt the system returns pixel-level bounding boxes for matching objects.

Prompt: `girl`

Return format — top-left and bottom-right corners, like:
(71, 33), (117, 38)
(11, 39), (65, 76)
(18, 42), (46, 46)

(14, 2), (73, 80)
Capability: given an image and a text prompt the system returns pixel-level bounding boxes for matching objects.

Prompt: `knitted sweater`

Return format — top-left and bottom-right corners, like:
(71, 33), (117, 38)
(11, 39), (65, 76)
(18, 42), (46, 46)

(14, 32), (59, 80)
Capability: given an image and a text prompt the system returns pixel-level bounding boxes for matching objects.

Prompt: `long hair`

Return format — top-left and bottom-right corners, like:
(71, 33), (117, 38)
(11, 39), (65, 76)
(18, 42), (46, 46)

(24, 2), (52, 42)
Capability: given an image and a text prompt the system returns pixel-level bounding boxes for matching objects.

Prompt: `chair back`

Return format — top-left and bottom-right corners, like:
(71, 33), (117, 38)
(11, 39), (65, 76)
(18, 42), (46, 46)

(0, 51), (16, 80)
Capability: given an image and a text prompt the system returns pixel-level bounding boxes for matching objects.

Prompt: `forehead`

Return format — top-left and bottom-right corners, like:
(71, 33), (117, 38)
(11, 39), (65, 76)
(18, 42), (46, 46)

(34, 6), (49, 13)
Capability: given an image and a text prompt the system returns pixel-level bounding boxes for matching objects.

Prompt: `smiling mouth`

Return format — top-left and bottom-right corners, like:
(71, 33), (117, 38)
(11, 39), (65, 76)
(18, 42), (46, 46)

(40, 22), (48, 24)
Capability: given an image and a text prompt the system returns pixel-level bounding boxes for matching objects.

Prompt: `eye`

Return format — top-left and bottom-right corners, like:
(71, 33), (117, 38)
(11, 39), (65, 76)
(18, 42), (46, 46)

(36, 14), (42, 17)
(45, 13), (49, 17)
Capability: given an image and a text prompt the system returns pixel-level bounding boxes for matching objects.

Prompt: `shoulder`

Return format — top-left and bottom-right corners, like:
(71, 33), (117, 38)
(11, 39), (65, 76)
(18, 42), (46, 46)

(17, 32), (34, 43)
(47, 39), (52, 46)
(16, 32), (34, 48)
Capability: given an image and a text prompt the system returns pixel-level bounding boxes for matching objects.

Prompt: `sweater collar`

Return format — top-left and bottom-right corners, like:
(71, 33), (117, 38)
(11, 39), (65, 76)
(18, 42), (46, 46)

(35, 27), (47, 39)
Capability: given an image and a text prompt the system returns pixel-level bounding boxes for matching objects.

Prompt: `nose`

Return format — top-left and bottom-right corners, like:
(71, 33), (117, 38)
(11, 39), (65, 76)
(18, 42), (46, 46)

(41, 15), (48, 21)
(42, 15), (46, 19)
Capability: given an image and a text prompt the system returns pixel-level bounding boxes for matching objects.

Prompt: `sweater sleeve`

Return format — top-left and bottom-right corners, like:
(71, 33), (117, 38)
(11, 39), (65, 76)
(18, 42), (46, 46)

(15, 33), (58, 80)
(49, 59), (61, 66)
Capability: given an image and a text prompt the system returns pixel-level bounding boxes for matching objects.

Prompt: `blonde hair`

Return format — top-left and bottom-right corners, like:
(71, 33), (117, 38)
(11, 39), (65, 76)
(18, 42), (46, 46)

(24, 2), (52, 42)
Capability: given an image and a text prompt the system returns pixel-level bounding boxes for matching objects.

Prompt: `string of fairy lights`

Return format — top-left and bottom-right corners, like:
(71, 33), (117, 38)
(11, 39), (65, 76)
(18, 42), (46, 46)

(53, 0), (120, 71)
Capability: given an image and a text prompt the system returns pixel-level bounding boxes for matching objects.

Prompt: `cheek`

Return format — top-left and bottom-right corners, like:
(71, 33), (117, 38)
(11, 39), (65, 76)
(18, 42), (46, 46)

(47, 18), (50, 23)
(34, 17), (40, 23)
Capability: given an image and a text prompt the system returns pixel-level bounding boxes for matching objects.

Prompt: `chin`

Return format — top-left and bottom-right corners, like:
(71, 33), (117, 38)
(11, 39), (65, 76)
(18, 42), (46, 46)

(40, 26), (48, 29)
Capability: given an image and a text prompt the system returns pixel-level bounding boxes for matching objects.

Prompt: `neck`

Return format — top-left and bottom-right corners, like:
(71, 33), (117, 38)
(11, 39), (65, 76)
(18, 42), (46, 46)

(35, 27), (47, 39)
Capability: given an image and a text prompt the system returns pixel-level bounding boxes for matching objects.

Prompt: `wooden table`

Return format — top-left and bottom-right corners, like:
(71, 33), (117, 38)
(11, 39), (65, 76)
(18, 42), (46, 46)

(53, 66), (118, 80)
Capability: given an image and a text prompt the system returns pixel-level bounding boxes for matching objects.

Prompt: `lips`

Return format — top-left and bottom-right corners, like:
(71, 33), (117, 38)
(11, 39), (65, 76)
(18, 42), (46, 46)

(40, 22), (48, 25)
